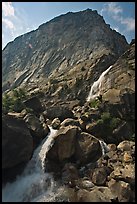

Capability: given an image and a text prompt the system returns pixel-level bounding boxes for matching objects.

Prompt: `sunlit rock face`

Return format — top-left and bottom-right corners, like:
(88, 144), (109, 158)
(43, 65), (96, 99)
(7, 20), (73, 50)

(2, 9), (128, 99)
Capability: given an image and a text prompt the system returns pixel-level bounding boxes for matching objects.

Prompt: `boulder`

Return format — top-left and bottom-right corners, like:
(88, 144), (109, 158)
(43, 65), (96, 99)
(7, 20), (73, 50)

(91, 167), (109, 186)
(76, 186), (117, 202)
(112, 121), (133, 143)
(107, 143), (117, 151)
(2, 115), (33, 169)
(117, 140), (135, 151)
(43, 105), (74, 121)
(108, 179), (132, 202)
(62, 163), (79, 185)
(2, 114), (33, 182)
(122, 164), (135, 186)
(23, 96), (43, 113)
(45, 125), (80, 173)
(24, 113), (49, 147)
(75, 132), (102, 165)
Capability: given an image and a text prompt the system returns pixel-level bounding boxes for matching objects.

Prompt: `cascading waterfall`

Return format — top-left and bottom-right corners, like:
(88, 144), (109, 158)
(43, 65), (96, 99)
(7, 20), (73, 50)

(99, 140), (110, 156)
(2, 127), (63, 202)
(87, 65), (112, 102)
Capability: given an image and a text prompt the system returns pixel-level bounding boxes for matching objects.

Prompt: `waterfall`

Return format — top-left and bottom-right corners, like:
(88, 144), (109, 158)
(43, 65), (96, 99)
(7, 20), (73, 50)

(99, 140), (110, 156)
(2, 127), (64, 202)
(87, 65), (112, 102)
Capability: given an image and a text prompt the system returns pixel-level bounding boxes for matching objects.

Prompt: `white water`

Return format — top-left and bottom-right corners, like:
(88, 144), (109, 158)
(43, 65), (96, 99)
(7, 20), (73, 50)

(87, 65), (112, 102)
(99, 140), (110, 156)
(2, 127), (60, 202)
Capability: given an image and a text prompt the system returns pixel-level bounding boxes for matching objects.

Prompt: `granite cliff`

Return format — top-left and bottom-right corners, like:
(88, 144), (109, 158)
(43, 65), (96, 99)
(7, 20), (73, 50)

(2, 9), (128, 99)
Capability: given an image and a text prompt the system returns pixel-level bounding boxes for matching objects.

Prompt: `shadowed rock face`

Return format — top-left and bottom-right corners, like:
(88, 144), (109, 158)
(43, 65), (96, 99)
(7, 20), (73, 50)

(2, 115), (33, 169)
(2, 114), (33, 183)
(2, 9), (128, 96)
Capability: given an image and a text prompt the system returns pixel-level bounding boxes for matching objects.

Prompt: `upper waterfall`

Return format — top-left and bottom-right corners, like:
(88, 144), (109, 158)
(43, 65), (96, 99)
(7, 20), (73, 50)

(87, 65), (112, 102)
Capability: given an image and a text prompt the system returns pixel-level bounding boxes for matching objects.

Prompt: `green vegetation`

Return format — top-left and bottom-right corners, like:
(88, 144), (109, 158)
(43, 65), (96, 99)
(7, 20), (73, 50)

(2, 88), (28, 113)
(89, 98), (101, 109)
(97, 111), (120, 134)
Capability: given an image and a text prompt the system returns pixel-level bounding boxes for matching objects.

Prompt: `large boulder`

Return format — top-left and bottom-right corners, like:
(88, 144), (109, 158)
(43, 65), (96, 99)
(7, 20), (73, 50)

(75, 132), (102, 165)
(43, 105), (74, 121)
(24, 113), (49, 145)
(23, 96), (43, 113)
(91, 166), (110, 186)
(45, 125), (80, 173)
(108, 179), (132, 202)
(2, 114), (33, 182)
(76, 187), (116, 202)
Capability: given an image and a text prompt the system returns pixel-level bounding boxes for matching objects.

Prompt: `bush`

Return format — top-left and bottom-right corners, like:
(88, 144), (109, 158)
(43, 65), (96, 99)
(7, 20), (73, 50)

(101, 112), (111, 122)
(2, 88), (27, 113)
(97, 111), (120, 133)
(89, 99), (101, 109)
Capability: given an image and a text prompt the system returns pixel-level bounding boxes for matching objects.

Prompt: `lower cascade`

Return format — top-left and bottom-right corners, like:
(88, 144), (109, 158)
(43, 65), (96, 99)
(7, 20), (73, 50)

(2, 127), (66, 202)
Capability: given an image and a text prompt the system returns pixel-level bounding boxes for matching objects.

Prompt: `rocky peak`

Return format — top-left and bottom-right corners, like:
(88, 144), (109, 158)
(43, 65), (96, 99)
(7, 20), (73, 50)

(2, 9), (128, 93)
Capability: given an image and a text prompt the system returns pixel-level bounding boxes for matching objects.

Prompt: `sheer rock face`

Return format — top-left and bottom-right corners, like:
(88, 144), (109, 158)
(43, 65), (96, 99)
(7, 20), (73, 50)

(2, 9), (128, 98)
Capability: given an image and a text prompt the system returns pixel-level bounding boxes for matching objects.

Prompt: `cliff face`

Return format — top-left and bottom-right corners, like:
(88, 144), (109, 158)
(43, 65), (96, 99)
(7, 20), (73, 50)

(2, 9), (128, 96)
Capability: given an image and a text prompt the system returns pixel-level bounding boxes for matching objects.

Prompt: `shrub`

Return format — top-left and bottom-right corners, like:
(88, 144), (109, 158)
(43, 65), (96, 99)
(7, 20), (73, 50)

(97, 111), (120, 134)
(2, 88), (28, 113)
(89, 99), (101, 109)
(101, 112), (111, 122)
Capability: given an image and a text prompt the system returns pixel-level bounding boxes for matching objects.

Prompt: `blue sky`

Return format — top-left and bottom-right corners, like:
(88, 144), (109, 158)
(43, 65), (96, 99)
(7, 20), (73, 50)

(2, 2), (135, 49)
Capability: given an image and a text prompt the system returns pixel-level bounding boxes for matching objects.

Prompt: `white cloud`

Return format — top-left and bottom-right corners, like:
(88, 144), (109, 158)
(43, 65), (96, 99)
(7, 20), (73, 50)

(101, 2), (135, 33)
(2, 2), (15, 17)
(120, 17), (135, 31)
(2, 3), (36, 48)
(101, 2), (123, 16)
(2, 18), (15, 30)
